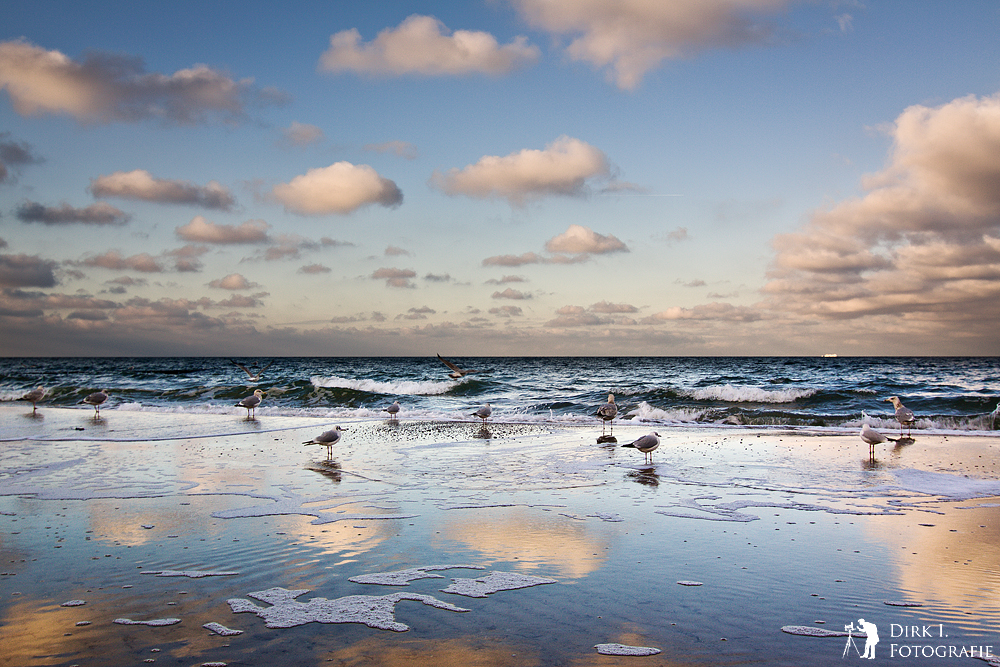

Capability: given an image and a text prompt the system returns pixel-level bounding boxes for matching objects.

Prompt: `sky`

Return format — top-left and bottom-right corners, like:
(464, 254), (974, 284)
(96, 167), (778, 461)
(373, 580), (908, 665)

(2, 1), (1000, 357)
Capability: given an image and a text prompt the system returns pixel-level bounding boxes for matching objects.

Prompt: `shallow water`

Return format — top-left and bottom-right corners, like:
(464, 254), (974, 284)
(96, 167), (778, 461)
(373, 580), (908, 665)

(1, 406), (999, 665)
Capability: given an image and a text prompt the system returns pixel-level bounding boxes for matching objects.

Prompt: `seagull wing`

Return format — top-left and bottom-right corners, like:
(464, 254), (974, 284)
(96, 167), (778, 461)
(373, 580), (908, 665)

(437, 354), (463, 373)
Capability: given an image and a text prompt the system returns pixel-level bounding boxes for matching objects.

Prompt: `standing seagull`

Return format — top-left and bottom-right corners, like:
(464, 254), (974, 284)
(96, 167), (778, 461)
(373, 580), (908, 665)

(303, 426), (347, 459)
(82, 389), (108, 417)
(885, 396), (915, 437)
(596, 393), (618, 435)
(21, 385), (46, 413)
(237, 389), (264, 419)
(383, 400), (401, 420)
(472, 403), (492, 424)
(437, 354), (484, 379)
(623, 432), (660, 464)
(860, 422), (889, 459)
(232, 360), (273, 382)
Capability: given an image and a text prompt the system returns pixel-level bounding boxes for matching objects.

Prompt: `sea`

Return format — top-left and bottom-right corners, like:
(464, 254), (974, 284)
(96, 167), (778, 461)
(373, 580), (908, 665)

(2, 356), (998, 433)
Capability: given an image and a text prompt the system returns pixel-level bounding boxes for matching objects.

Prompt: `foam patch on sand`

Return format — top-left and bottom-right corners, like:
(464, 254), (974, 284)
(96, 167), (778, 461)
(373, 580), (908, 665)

(114, 617), (182, 626)
(203, 622), (242, 636)
(228, 587), (470, 631)
(142, 570), (238, 578)
(349, 565), (485, 586)
(439, 571), (557, 598)
(211, 489), (418, 525)
(677, 581), (703, 586)
(887, 469), (1000, 499)
(594, 643), (662, 656)
(60, 599), (86, 607)
(656, 495), (906, 523)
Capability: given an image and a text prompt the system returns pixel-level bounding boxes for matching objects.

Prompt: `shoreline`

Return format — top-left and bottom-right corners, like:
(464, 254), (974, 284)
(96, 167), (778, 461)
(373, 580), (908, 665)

(2, 406), (999, 665)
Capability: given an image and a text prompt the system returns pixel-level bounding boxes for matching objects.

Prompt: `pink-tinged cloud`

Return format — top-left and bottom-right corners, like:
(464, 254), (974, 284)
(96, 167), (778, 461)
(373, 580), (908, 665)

(209, 273), (258, 290)
(0, 39), (286, 124)
(765, 92), (1000, 326)
(299, 263), (331, 274)
(372, 267), (417, 288)
(492, 288), (532, 300)
(482, 252), (545, 267)
(642, 302), (762, 323)
(430, 136), (610, 204)
(281, 121), (324, 147)
(545, 224), (628, 255)
(364, 140), (418, 159)
(79, 250), (165, 273)
(485, 275), (526, 285)
(489, 305), (524, 317)
(0, 253), (58, 287)
(91, 170), (235, 210)
(512, 0), (793, 90)
(176, 216), (269, 244)
(589, 300), (639, 313)
(272, 162), (403, 215)
(16, 201), (129, 225)
(319, 15), (539, 77)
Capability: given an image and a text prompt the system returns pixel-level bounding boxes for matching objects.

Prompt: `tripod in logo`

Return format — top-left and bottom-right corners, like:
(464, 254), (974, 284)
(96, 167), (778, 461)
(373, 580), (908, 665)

(844, 619), (879, 659)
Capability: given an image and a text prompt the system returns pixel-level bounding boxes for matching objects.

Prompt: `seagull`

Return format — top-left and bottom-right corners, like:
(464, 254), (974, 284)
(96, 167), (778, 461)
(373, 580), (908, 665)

(596, 393), (618, 435)
(82, 389), (108, 417)
(437, 354), (484, 379)
(20, 385), (46, 412)
(886, 396), (915, 437)
(303, 426), (347, 459)
(623, 432), (660, 464)
(383, 400), (401, 420)
(232, 359), (273, 382)
(472, 403), (492, 424)
(860, 422), (889, 458)
(237, 389), (264, 418)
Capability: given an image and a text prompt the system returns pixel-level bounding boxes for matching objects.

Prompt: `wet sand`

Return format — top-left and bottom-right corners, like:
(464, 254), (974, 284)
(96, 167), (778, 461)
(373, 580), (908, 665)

(2, 405), (999, 666)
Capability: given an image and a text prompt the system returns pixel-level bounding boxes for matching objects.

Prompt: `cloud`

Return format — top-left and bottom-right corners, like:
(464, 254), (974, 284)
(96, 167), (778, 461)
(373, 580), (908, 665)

(482, 252), (545, 267)
(371, 267), (417, 288)
(0, 39), (286, 124)
(299, 263), (331, 274)
(318, 14), (539, 77)
(365, 140), (418, 159)
(485, 275), (526, 285)
(764, 91), (1000, 326)
(489, 305), (523, 317)
(667, 227), (690, 243)
(423, 272), (451, 282)
(544, 301), (640, 327)
(588, 300), (639, 314)
(16, 201), (130, 225)
(492, 288), (532, 300)
(385, 245), (410, 256)
(544, 224), (628, 255)
(430, 136), (610, 205)
(281, 121), (324, 147)
(642, 302), (762, 323)
(176, 216), (269, 244)
(0, 253), (58, 287)
(90, 170), (236, 210)
(272, 161), (403, 215)
(512, 0), (794, 90)
(0, 132), (43, 183)
(209, 273), (258, 290)
(78, 250), (166, 273)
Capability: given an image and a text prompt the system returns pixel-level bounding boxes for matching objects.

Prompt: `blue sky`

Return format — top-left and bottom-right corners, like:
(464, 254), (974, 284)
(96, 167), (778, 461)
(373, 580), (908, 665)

(2, 1), (1000, 356)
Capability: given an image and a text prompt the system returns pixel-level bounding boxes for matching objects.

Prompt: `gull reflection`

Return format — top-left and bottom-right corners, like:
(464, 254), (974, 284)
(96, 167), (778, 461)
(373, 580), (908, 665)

(307, 460), (342, 483)
(626, 466), (660, 487)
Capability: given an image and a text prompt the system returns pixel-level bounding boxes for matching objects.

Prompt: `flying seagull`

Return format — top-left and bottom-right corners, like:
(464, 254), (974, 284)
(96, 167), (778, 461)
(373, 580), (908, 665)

(21, 385), (46, 412)
(237, 389), (265, 418)
(232, 359), (274, 382)
(303, 426), (347, 459)
(472, 403), (492, 424)
(596, 393), (618, 435)
(885, 396), (915, 437)
(623, 431), (660, 464)
(437, 354), (484, 379)
(82, 389), (108, 417)
(383, 400), (401, 420)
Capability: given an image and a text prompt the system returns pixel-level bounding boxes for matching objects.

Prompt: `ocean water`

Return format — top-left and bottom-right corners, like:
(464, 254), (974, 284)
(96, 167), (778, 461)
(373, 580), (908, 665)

(2, 356), (998, 432)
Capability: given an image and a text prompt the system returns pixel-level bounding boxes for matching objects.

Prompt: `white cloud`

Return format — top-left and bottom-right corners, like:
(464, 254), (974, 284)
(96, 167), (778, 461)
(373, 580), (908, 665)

(318, 15), (539, 77)
(765, 92), (1000, 327)
(545, 224), (628, 255)
(91, 170), (235, 210)
(512, 0), (793, 90)
(430, 136), (610, 205)
(176, 216), (270, 244)
(492, 288), (532, 300)
(272, 162), (403, 215)
(0, 39), (285, 124)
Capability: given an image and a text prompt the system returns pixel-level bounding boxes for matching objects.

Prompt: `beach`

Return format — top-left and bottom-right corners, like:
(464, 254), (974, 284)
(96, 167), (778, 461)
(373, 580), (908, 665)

(2, 404), (999, 666)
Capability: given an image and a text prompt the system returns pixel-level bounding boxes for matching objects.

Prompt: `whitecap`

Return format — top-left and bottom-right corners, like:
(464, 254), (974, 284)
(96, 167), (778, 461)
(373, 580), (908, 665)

(311, 375), (458, 396)
(685, 384), (817, 403)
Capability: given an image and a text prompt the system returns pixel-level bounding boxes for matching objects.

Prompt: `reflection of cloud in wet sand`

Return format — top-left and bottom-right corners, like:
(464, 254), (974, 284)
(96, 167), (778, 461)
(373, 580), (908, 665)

(866, 503), (1000, 614)
(322, 636), (543, 666)
(437, 506), (608, 578)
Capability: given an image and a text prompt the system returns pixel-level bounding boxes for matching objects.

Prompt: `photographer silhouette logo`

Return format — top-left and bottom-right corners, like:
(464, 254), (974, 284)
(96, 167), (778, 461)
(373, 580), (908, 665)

(844, 619), (880, 659)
